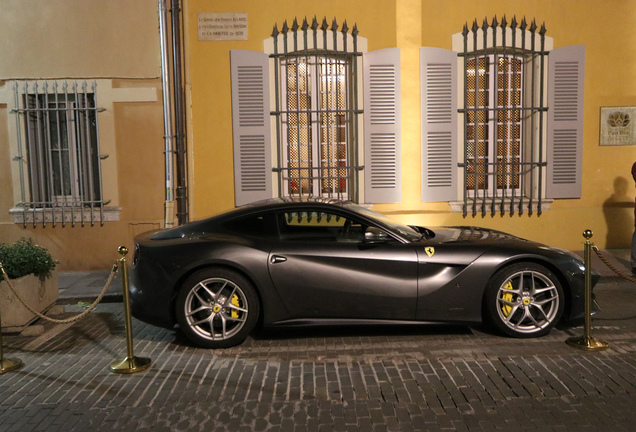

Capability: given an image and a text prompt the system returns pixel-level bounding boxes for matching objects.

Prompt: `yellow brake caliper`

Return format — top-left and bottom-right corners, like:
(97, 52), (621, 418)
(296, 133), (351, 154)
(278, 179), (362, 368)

(231, 294), (240, 318)
(501, 281), (514, 317)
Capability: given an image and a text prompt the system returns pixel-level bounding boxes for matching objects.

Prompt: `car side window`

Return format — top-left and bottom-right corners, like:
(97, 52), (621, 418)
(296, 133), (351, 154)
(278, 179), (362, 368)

(278, 211), (367, 243)
(221, 212), (276, 238)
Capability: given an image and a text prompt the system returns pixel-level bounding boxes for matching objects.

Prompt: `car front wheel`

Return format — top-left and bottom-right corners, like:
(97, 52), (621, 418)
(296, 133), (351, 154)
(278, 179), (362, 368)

(176, 268), (259, 348)
(484, 263), (564, 338)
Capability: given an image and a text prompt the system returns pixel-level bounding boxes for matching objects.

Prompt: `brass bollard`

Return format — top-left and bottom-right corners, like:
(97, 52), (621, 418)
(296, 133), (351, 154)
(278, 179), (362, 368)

(0, 264), (23, 374)
(0, 308), (23, 374)
(109, 246), (152, 374)
(566, 230), (609, 351)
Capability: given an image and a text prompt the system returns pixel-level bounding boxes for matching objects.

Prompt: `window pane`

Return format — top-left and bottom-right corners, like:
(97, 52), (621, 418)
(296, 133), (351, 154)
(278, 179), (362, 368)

(23, 88), (101, 207)
(278, 211), (365, 242)
(222, 213), (275, 238)
(464, 55), (526, 195)
(49, 103), (72, 197)
(279, 54), (352, 200)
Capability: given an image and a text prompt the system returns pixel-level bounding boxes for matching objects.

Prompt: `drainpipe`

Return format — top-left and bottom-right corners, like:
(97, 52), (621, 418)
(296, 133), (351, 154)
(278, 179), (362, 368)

(171, 0), (189, 225)
(158, 0), (175, 227)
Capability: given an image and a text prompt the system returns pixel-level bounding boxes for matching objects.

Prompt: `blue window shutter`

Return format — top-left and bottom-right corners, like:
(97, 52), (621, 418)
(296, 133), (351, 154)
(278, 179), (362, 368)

(546, 45), (585, 199)
(420, 47), (458, 202)
(363, 48), (401, 203)
(230, 49), (272, 206)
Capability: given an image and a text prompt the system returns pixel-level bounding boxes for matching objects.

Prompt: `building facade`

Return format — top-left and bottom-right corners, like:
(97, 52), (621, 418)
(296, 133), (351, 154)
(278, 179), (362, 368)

(1, 0), (635, 270)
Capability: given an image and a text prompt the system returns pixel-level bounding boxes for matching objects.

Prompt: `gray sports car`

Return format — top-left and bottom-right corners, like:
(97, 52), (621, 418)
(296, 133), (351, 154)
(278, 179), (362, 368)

(130, 199), (598, 348)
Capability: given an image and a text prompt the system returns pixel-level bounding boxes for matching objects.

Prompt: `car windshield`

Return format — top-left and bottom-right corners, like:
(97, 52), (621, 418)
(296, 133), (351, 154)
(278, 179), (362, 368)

(345, 203), (422, 242)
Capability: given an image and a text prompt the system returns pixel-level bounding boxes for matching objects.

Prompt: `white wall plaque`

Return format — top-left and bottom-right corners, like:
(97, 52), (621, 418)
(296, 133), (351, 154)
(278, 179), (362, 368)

(198, 12), (248, 41)
(600, 106), (636, 146)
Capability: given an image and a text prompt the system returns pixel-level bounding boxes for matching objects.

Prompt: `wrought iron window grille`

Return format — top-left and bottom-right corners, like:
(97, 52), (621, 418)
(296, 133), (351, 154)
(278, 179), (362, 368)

(10, 80), (109, 227)
(270, 17), (363, 203)
(458, 16), (548, 217)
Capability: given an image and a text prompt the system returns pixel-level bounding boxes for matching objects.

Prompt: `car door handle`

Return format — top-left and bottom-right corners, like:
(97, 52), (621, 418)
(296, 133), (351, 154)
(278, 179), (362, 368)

(271, 255), (287, 264)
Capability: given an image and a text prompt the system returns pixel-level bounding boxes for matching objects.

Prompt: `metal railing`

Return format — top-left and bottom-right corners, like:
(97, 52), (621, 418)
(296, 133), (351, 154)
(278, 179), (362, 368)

(273, 164), (362, 202)
(270, 17), (363, 202)
(11, 80), (109, 227)
(459, 16), (548, 217)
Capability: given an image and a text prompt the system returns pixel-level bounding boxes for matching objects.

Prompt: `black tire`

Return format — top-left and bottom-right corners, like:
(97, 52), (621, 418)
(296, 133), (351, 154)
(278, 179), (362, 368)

(176, 268), (259, 348)
(484, 262), (564, 338)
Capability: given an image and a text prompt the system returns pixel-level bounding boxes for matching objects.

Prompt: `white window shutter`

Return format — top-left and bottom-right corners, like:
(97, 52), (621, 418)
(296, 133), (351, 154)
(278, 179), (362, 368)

(546, 45), (585, 199)
(420, 47), (458, 202)
(363, 48), (401, 203)
(230, 49), (272, 206)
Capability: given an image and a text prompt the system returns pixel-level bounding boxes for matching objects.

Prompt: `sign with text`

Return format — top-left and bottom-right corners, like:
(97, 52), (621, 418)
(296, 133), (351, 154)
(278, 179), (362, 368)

(198, 12), (248, 41)
(600, 107), (636, 146)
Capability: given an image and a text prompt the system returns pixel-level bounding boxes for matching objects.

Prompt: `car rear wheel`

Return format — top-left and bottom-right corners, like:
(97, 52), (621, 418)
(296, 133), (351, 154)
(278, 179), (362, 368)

(484, 263), (564, 338)
(176, 268), (259, 348)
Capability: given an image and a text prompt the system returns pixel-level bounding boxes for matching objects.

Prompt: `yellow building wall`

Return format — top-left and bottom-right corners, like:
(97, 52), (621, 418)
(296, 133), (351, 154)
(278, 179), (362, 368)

(186, 0), (636, 252)
(184, 0), (398, 219)
(0, 1), (165, 270)
(406, 0), (636, 250)
(0, 81), (165, 270)
(0, 0), (160, 79)
(2, 0), (634, 270)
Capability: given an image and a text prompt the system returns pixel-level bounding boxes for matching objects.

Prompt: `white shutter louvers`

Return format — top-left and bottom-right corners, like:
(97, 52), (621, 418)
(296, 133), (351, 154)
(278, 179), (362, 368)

(546, 45), (585, 199)
(363, 48), (402, 203)
(230, 50), (273, 206)
(236, 66), (267, 127)
(420, 47), (458, 202)
(369, 133), (398, 189)
(238, 135), (267, 191)
(368, 65), (397, 124)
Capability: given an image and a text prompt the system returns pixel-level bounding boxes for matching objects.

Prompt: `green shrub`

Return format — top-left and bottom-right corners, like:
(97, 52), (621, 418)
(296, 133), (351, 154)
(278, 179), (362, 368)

(0, 238), (57, 281)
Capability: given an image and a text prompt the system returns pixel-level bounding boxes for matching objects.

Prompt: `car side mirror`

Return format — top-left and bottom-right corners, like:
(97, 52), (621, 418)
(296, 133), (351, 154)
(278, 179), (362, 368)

(364, 227), (389, 243)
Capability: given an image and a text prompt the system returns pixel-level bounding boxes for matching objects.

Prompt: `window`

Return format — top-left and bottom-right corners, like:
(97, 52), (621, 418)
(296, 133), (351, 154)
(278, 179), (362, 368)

(230, 17), (402, 206)
(280, 55), (352, 199)
(421, 17), (585, 216)
(221, 212), (277, 238)
(278, 210), (366, 243)
(465, 55), (524, 197)
(11, 80), (109, 226)
(24, 92), (101, 206)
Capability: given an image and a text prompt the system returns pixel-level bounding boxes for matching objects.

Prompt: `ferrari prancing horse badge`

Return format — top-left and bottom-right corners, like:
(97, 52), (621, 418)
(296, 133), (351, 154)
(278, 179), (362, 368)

(425, 247), (435, 257)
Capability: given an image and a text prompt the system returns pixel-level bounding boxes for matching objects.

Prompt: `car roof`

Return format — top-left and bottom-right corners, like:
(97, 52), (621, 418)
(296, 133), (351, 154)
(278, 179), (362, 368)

(243, 197), (351, 208)
(229, 198), (353, 215)
(143, 199), (366, 241)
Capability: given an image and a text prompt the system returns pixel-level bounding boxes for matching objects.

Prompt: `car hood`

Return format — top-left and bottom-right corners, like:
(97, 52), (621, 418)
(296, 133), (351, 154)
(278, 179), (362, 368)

(414, 225), (584, 269)
(427, 226), (525, 244)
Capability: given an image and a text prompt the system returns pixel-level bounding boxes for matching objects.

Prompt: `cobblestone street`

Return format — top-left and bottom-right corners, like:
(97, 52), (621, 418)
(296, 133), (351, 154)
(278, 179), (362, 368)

(1, 275), (635, 431)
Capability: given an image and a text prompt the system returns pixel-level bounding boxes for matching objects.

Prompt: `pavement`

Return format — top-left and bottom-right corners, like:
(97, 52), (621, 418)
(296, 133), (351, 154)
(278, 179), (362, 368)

(0, 249), (635, 431)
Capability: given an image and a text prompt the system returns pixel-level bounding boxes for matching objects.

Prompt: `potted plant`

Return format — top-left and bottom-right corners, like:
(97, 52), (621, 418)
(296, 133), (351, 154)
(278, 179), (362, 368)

(0, 238), (58, 332)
